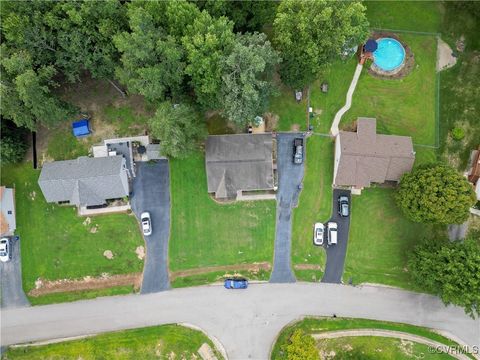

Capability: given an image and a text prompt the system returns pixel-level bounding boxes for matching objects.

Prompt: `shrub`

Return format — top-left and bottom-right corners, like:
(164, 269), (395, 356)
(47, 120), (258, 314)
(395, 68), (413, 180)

(451, 127), (465, 140)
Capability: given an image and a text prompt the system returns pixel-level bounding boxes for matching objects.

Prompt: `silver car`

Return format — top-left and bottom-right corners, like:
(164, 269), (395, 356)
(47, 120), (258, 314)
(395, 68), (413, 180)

(0, 238), (11, 262)
(313, 223), (324, 246)
(140, 212), (152, 236)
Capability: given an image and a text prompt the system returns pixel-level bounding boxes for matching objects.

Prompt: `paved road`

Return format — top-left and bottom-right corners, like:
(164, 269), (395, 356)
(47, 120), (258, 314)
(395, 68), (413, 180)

(2, 283), (479, 359)
(0, 237), (30, 308)
(321, 189), (351, 284)
(270, 133), (305, 283)
(131, 161), (170, 293)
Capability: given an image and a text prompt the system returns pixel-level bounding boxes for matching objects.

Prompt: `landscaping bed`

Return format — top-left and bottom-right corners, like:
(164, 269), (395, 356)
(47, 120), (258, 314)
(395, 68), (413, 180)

(1, 163), (145, 303)
(3, 324), (224, 360)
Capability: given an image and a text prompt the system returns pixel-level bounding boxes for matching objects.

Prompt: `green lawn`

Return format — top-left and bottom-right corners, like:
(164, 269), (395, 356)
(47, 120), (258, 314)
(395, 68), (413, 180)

(365, 1), (442, 33)
(169, 152), (276, 272)
(291, 136), (332, 281)
(1, 163), (144, 298)
(102, 105), (149, 137)
(269, 82), (308, 131)
(3, 324), (224, 360)
(271, 317), (467, 360)
(28, 286), (134, 306)
(342, 33), (438, 146)
(343, 188), (437, 290)
(316, 336), (454, 360)
(46, 127), (90, 161)
(171, 268), (270, 288)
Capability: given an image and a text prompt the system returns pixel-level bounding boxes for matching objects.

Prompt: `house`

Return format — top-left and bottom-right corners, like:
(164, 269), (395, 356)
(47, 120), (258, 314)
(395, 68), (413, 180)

(205, 134), (275, 200)
(38, 156), (129, 209)
(467, 146), (480, 200)
(334, 118), (415, 190)
(0, 186), (16, 236)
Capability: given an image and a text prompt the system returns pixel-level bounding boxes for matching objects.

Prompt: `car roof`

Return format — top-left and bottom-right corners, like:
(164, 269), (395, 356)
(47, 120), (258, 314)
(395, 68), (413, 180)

(328, 222), (337, 228)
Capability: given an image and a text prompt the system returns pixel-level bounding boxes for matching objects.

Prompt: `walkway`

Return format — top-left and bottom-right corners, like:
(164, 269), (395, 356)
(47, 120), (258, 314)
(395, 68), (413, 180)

(330, 63), (363, 136)
(2, 283), (478, 359)
(270, 133), (305, 283)
(312, 329), (472, 360)
(131, 160), (171, 293)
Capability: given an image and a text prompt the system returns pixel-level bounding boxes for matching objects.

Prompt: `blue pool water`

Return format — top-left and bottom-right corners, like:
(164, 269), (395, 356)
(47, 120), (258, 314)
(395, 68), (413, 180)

(373, 38), (405, 71)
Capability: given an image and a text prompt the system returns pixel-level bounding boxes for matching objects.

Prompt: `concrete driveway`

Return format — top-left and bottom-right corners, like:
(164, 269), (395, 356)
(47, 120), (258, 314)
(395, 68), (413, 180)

(321, 189), (351, 284)
(270, 133), (305, 283)
(131, 161), (170, 293)
(0, 237), (30, 308)
(2, 283), (479, 359)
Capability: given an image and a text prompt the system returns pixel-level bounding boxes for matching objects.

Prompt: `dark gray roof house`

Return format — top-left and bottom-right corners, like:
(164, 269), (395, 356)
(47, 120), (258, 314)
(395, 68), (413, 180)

(334, 118), (415, 189)
(205, 134), (275, 199)
(38, 156), (129, 207)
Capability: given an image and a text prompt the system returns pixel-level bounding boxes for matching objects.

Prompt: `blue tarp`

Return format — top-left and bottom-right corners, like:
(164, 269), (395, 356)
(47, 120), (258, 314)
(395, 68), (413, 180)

(72, 119), (91, 137)
(364, 39), (378, 53)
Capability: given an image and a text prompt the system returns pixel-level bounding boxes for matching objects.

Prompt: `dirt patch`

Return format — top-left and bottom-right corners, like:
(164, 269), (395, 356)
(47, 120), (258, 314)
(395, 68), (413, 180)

(264, 112), (278, 132)
(198, 343), (218, 360)
(29, 273), (142, 297)
(103, 250), (114, 259)
(170, 262), (271, 280)
(82, 217), (91, 226)
(291, 123), (300, 131)
(135, 246), (145, 260)
(437, 37), (457, 72)
(294, 264), (322, 270)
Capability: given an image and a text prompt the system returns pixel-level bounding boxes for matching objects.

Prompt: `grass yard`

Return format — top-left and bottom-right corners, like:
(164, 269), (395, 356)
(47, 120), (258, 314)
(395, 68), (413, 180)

(271, 317), (466, 360)
(171, 268), (270, 288)
(269, 82), (308, 131)
(343, 188), (437, 290)
(102, 105), (149, 137)
(365, 1), (442, 33)
(169, 152), (276, 273)
(3, 324), (224, 360)
(342, 33), (438, 146)
(46, 127), (90, 161)
(28, 286), (134, 306)
(1, 163), (144, 299)
(291, 136), (333, 281)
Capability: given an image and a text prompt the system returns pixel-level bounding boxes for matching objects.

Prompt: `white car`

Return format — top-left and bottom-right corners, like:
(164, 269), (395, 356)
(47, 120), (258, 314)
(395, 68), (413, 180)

(140, 212), (152, 236)
(0, 238), (11, 262)
(313, 223), (324, 246)
(328, 222), (338, 245)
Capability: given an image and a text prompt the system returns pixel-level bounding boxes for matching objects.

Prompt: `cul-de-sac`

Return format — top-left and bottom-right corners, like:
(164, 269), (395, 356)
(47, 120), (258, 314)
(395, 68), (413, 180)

(1, 1), (479, 359)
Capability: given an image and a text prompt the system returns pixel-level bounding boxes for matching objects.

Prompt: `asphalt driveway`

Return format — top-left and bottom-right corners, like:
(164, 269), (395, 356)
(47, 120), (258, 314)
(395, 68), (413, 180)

(270, 133), (305, 283)
(0, 237), (30, 308)
(131, 161), (170, 293)
(321, 189), (351, 284)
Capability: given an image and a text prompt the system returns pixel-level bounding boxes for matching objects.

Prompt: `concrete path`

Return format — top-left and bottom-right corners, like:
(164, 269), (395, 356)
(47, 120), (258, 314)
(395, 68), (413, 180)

(448, 221), (469, 241)
(0, 237), (30, 308)
(270, 133), (305, 283)
(330, 63), (363, 136)
(2, 283), (479, 359)
(131, 161), (171, 293)
(312, 329), (472, 360)
(321, 189), (351, 284)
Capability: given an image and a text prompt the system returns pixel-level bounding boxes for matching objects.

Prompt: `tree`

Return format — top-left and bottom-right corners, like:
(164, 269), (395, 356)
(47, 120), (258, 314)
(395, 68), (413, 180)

(0, 47), (73, 130)
(113, 5), (186, 102)
(273, 0), (369, 88)
(408, 237), (480, 318)
(148, 102), (207, 158)
(395, 164), (476, 225)
(220, 33), (280, 126)
(0, 121), (29, 165)
(281, 329), (319, 360)
(183, 11), (235, 109)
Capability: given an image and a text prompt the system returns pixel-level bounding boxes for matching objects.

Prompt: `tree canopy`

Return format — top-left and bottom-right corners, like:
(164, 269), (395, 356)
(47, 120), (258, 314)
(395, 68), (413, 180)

(409, 236), (480, 318)
(395, 164), (476, 225)
(148, 102), (207, 159)
(274, 0), (369, 88)
(0, 121), (29, 165)
(220, 32), (280, 126)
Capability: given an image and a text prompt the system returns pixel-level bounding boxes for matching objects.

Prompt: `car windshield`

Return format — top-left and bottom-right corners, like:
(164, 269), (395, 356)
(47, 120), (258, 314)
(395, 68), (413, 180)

(0, 252), (6, 256)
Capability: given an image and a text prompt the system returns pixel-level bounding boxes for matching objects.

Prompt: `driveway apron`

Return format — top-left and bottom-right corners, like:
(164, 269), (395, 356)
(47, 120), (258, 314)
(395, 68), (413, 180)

(131, 161), (170, 293)
(270, 133), (305, 283)
(0, 237), (30, 308)
(321, 189), (351, 284)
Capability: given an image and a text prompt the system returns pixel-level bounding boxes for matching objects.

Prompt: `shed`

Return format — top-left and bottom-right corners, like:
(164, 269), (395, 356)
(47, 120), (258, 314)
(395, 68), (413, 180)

(72, 119), (91, 137)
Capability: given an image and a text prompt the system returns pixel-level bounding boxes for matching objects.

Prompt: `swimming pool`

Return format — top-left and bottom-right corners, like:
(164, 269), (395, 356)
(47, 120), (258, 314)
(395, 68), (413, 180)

(373, 38), (405, 72)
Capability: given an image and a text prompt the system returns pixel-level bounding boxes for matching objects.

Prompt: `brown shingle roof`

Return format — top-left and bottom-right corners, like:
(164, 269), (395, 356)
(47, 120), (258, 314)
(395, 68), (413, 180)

(334, 118), (415, 188)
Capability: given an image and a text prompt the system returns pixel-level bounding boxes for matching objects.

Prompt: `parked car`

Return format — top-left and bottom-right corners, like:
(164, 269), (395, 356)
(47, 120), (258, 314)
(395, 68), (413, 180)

(293, 138), (304, 164)
(0, 238), (11, 263)
(224, 278), (248, 289)
(328, 222), (338, 245)
(313, 223), (325, 246)
(140, 212), (152, 236)
(338, 195), (349, 217)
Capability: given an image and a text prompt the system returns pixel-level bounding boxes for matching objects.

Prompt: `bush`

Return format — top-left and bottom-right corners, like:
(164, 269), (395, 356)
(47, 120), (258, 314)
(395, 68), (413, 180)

(0, 122), (28, 165)
(451, 127), (465, 141)
(281, 329), (319, 360)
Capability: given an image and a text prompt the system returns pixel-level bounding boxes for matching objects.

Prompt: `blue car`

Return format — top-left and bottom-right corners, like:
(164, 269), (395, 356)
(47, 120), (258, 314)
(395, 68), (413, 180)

(224, 278), (248, 289)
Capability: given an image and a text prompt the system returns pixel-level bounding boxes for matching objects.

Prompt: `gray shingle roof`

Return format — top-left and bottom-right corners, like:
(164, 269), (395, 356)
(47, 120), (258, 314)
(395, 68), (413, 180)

(334, 118), (415, 188)
(205, 134), (274, 199)
(38, 156), (129, 207)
